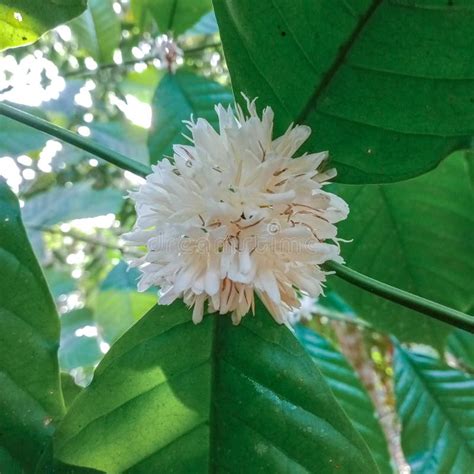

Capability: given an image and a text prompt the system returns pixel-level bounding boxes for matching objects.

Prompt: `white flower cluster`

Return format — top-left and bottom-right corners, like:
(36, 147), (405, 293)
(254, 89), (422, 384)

(125, 98), (349, 325)
(154, 35), (183, 73)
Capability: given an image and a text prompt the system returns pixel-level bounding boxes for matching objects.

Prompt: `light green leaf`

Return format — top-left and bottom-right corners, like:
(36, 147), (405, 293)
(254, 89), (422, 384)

(394, 346), (474, 473)
(54, 300), (378, 472)
(89, 121), (150, 165)
(330, 154), (474, 348)
(0, 0), (86, 51)
(148, 70), (233, 164)
(0, 179), (64, 472)
(296, 325), (393, 474)
(0, 113), (48, 156)
(59, 308), (103, 372)
(186, 11), (218, 36)
(147, 0), (212, 35)
(23, 182), (124, 229)
(60, 373), (83, 410)
(213, 0), (474, 184)
(43, 269), (78, 300)
(70, 0), (121, 63)
(93, 261), (156, 343)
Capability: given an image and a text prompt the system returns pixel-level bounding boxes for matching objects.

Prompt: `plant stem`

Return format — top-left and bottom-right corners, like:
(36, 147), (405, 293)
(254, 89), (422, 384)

(35, 226), (141, 257)
(1, 101), (473, 332)
(0, 102), (150, 177)
(327, 261), (474, 333)
(333, 326), (408, 472)
(64, 42), (222, 78)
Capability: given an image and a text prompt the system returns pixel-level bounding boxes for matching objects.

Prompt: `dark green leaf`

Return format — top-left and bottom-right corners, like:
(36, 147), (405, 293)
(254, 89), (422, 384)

(147, 0), (212, 35)
(54, 300), (378, 472)
(148, 70), (233, 164)
(0, 0), (86, 51)
(330, 154), (474, 347)
(59, 308), (102, 372)
(0, 447), (22, 474)
(70, 0), (121, 63)
(93, 261), (155, 343)
(0, 179), (64, 472)
(394, 346), (474, 473)
(296, 326), (393, 474)
(213, 0), (474, 183)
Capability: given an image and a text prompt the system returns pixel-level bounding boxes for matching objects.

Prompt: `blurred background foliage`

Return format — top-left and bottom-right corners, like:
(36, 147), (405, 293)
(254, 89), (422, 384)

(0, 1), (473, 472)
(0, 0), (228, 383)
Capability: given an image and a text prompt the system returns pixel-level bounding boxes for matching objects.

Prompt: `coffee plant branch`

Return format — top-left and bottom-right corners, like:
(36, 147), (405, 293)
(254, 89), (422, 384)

(1, 102), (473, 333)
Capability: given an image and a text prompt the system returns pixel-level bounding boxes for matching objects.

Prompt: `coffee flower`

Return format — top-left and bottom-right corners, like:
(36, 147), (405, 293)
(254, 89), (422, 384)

(125, 98), (349, 325)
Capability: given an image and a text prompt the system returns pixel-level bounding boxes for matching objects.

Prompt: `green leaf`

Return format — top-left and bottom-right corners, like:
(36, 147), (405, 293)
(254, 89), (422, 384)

(22, 182), (123, 260)
(394, 346), (474, 473)
(60, 373), (83, 410)
(0, 447), (22, 474)
(0, 0), (86, 51)
(93, 261), (156, 343)
(213, 0), (474, 184)
(54, 300), (378, 472)
(448, 328), (474, 370)
(330, 154), (474, 348)
(146, 0), (213, 35)
(23, 182), (124, 229)
(70, 0), (121, 63)
(296, 326), (393, 474)
(0, 116), (48, 156)
(0, 179), (65, 472)
(148, 70), (233, 164)
(59, 308), (103, 372)
(89, 121), (150, 165)
(186, 11), (218, 36)
(43, 269), (78, 300)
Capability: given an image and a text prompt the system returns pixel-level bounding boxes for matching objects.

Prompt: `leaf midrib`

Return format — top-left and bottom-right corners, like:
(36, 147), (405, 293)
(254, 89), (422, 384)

(401, 349), (474, 455)
(297, 0), (383, 124)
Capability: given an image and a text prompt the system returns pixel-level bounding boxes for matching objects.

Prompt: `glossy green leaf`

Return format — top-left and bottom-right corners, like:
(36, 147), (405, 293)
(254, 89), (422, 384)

(394, 346), (474, 473)
(93, 261), (156, 343)
(146, 0), (212, 35)
(0, 179), (64, 472)
(296, 326), (393, 474)
(70, 0), (121, 63)
(59, 308), (102, 372)
(0, 0), (86, 51)
(213, 0), (474, 184)
(330, 154), (474, 347)
(54, 300), (378, 472)
(148, 70), (233, 164)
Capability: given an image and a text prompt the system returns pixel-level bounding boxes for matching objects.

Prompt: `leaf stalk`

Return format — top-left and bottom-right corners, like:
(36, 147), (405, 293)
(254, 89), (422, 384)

(1, 102), (472, 333)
